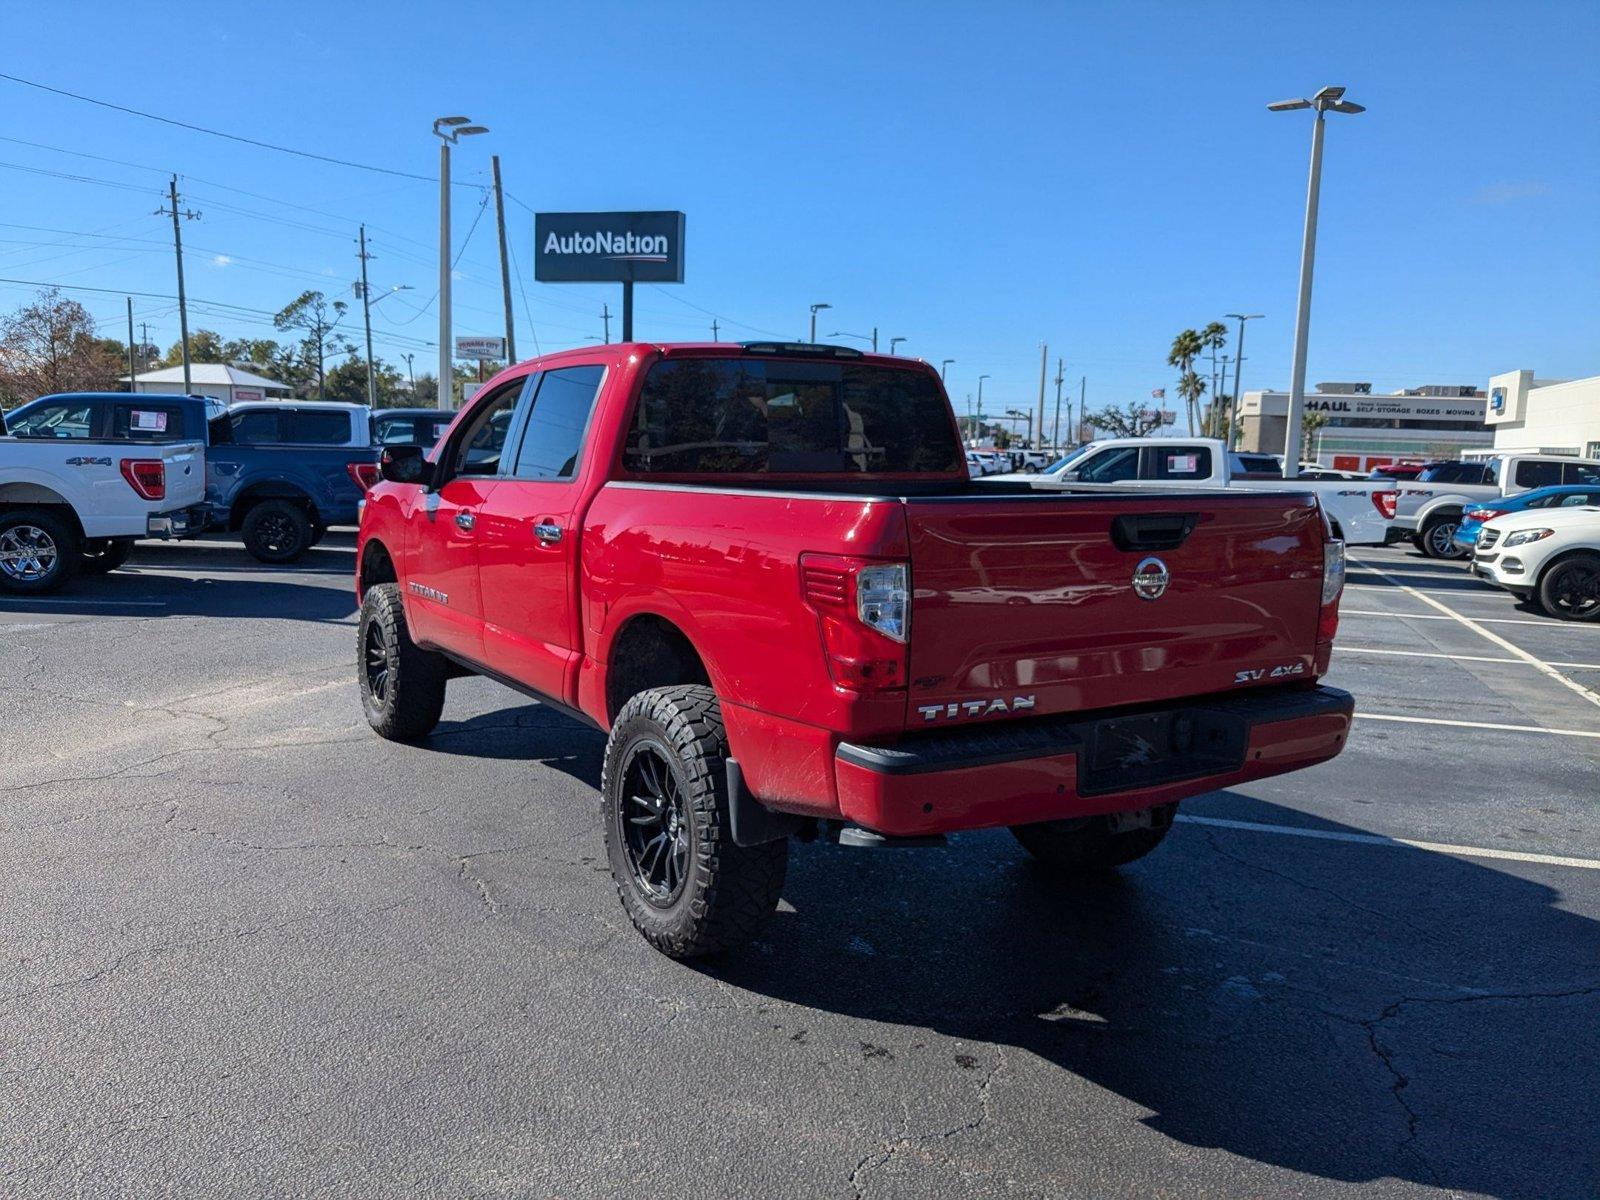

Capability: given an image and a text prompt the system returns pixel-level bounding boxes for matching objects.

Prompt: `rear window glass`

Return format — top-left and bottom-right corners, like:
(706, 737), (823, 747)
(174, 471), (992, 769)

(290, 410), (351, 445)
(624, 358), (961, 475)
(373, 413), (451, 447)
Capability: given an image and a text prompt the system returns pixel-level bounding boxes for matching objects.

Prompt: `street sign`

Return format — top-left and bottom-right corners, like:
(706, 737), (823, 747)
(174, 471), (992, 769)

(454, 336), (506, 360)
(534, 211), (686, 283)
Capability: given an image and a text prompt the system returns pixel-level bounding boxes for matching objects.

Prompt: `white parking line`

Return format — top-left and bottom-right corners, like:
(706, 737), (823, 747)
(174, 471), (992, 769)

(0, 598), (166, 608)
(1177, 815), (1600, 871)
(1359, 712), (1600, 739)
(1341, 608), (1569, 628)
(1338, 646), (1600, 670)
(1354, 562), (1600, 711)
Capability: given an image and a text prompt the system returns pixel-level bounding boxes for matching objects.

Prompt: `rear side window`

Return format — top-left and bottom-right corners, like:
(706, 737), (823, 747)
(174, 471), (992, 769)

(222, 409), (283, 444)
(624, 358), (961, 475)
(1513, 460), (1562, 489)
(513, 366), (603, 481)
(8, 401), (96, 438)
(289, 410), (351, 445)
(1150, 447), (1211, 480)
(111, 404), (184, 441)
(1562, 463), (1600, 485)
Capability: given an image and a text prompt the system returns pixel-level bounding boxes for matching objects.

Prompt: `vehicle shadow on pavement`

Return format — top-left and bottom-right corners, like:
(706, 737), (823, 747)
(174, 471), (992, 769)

(704, 796), (1600, 1200)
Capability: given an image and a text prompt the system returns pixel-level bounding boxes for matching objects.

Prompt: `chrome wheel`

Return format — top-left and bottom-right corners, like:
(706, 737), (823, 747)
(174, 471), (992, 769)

(620, 741), (691, 907)
(363, 620), (390, 702)
(0, 524), (59, 582)
(1426, 521), (1464, 558)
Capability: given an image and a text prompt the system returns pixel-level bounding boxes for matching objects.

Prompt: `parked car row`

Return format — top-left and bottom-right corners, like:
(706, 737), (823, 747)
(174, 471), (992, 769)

(0, 393), (454, 593)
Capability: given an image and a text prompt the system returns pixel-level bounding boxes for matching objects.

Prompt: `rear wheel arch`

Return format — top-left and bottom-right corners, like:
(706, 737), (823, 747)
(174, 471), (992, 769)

(230, 483), (315, 531)
(603, 612), (714, 724)
(359, 538), (398, 598)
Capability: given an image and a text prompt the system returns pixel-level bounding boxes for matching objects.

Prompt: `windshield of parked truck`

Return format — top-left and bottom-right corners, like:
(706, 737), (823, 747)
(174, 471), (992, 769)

(624, 358), (962, 475)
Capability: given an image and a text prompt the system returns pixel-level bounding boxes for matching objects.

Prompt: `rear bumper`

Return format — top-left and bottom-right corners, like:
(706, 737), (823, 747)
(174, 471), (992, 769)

(146, 503), (209, 540)
(833, 685), (1354, 837)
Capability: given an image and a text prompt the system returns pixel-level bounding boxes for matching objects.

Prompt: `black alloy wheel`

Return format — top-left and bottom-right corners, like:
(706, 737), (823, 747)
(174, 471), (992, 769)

(1540, 558), (1600, 621)
(363, 618), (391, 703)
(619, 740), (691, 906)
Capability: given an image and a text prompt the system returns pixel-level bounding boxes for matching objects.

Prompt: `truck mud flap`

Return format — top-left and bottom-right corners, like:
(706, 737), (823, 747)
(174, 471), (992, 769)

(726, 758), (806, 847)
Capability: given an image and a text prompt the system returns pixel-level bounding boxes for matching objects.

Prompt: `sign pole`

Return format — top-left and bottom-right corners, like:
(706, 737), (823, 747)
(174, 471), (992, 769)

(622, 281), (634, 342)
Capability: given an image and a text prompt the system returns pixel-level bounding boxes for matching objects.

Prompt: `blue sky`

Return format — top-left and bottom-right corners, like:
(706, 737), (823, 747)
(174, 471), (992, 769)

(2, 0), (1595, 416)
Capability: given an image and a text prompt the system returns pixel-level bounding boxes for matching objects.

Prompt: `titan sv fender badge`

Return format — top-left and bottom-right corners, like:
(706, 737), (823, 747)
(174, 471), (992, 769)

(1131, 556), (1170, 601)
(408, 581), (449, 605)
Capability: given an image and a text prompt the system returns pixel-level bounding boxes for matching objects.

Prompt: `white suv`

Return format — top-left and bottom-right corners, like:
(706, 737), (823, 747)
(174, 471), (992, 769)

(1473, 506), (1600, 620)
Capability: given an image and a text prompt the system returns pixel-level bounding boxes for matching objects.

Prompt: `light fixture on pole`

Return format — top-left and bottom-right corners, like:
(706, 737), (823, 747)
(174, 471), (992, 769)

(808, 303), (831, 343)
(888, 336), (906, 356)
(1223, 312), (1264, 449)
(940, 358), (955, 381)
(1267, 86), (1362, 477)
(434, 115), (488, 410)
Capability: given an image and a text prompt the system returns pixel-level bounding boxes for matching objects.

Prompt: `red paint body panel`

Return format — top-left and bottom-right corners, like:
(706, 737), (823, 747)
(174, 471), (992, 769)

(357, 341), (1352, 827)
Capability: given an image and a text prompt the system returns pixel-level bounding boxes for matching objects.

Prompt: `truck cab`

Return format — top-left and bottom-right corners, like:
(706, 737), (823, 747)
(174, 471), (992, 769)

(1393, 452), (1600, 558)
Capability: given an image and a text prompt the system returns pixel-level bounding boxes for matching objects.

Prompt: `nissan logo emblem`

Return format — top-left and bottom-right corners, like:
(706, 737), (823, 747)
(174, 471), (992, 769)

(1132, 556), (1170, 601)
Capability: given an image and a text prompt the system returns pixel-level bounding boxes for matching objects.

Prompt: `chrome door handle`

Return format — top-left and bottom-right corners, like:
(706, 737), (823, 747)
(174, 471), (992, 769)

(534, 522), (563, 544)
(455, 511), (475, 531)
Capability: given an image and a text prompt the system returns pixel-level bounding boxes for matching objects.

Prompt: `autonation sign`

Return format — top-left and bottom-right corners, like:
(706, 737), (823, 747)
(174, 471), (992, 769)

(534, 211), (686, 283)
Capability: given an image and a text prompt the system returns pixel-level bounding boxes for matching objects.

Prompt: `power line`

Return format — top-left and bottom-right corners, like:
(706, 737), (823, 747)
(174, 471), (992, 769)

(0, 71), (437, 182)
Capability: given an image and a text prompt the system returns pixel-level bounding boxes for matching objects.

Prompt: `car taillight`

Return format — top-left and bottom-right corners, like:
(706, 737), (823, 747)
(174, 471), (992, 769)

(1318, 537), (1345, 644)
(120, 458), (165, 501)
(347, 462), (381, 491)
(1371, 489), (1398, 519)
(1473, 509), (1506, 523)
(800, 554), (909, 691)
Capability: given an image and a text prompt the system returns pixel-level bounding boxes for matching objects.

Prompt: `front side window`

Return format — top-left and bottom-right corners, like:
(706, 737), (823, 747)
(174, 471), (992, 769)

(624, 358), (961, 475)
(449, 379), (528, 477)
(8, 401), (96, 438)
(513, 366), (603, 481)
(1076, 446), (1140, 483)
(1558, 492), (1600, 507)
(290, 410), (352, 445)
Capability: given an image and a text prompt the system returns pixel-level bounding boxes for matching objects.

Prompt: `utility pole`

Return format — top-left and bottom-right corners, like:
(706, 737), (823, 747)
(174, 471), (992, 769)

(125, 298), (136, 393)
(491, 155), (516, 363)
(1077, 376), (1085, 442)
(140, 322), (150, 375)
(1223, 313), (1263, 450)
(1036, 341), (1048, 451)
(157, 176), (198, 393)
(357, 224), (377, 407)
(602, 303), (612, 344)
(710, 320), (720, 342)
(1052, 356), (1064, 449)
(403, 352), (416, 394)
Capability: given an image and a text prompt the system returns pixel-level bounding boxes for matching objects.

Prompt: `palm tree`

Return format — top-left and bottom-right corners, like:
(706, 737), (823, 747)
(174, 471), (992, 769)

(1198, 322), (1228, 435)
(1177, 371), (1207, 431)
(1167, 329), (1203, 433)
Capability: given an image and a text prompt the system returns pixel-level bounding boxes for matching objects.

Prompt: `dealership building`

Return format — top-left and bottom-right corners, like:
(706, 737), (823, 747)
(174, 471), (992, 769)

(1485, 369), (1600, 459)
(1236, 383), (1490, 469)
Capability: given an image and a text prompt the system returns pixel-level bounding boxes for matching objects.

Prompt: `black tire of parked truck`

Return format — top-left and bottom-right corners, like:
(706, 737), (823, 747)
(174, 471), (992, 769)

(602, 685), (788, 959)
(0, 507), (79, 595)
(358, 582), (448, 740)
(1010, 804), (1177, 871)
(79, 538), (134, 575)
(1419, 515), (1466, 560)
(241, 499), (312, 564)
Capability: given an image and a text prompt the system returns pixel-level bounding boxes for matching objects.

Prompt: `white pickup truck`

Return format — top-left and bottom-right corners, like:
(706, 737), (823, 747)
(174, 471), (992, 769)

(1391, 453), (1600, 559)
(994, 436), (1397, 545)
(0, 393), (208, 594)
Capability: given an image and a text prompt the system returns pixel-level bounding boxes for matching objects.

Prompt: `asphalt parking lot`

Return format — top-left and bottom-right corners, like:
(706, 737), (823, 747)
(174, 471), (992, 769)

(3, 536), (1598, 1198)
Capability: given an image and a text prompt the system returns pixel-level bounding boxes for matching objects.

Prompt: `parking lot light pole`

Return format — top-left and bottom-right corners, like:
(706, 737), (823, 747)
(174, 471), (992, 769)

(940, 358), (955, 381)
(1268, 86), (1363, 478)
(1223, 313), (1263, 449)
(977, 374), (990, 436)
(889, 336), (906, 355)
(434, 116), (488, 410)
(809, 303), (831, 343)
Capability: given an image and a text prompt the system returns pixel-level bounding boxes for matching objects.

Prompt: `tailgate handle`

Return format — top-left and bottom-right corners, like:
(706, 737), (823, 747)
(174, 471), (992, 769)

(1111, 513), (1198, 552)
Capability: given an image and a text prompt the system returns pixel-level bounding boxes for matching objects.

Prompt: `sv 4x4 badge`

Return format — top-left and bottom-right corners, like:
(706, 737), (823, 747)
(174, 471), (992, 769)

(1235, 662), (1307, 684)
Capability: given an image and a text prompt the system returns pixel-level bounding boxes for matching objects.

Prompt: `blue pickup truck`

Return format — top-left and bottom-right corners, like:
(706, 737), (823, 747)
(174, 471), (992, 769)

(2, 393), (385, 564)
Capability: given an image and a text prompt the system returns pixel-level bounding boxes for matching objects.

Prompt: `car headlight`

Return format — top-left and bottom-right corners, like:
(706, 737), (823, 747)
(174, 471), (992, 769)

(1502, 527), (1554, 547)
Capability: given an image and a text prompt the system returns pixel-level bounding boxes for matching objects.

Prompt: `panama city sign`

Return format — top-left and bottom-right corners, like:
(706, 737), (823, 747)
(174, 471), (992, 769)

(534, 211), (686, 283)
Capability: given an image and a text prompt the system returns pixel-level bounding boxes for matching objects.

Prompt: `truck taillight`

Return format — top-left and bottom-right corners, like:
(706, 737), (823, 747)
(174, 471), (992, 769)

(1371, 489), (1398, 519)
(120, 458), (165, 501)
(1318, 537), (1345, 644)
(347, 462), (381, 491)
(800, 554), (909, 691)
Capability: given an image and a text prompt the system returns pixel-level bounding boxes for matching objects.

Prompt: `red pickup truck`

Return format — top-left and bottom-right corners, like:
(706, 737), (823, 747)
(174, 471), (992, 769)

(356, 342), (1353, 958)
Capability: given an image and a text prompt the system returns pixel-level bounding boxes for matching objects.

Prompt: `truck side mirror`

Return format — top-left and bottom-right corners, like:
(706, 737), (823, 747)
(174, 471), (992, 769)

(380, 444), (434, 488)
(1060, 469), (1080, 482)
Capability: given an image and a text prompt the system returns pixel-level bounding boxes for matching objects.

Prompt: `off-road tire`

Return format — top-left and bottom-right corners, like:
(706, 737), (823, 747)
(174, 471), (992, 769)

(1537, 552), (1600, 622)
(1420, 515), (1465, 560)
(0, 508), (79, 595)
(79, 538), (134, 575)
(601, 685), (787, 958)
(358, 582), (447, 740)
(1010, 804), (1177, 871)
(242, 499), (312, 564)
